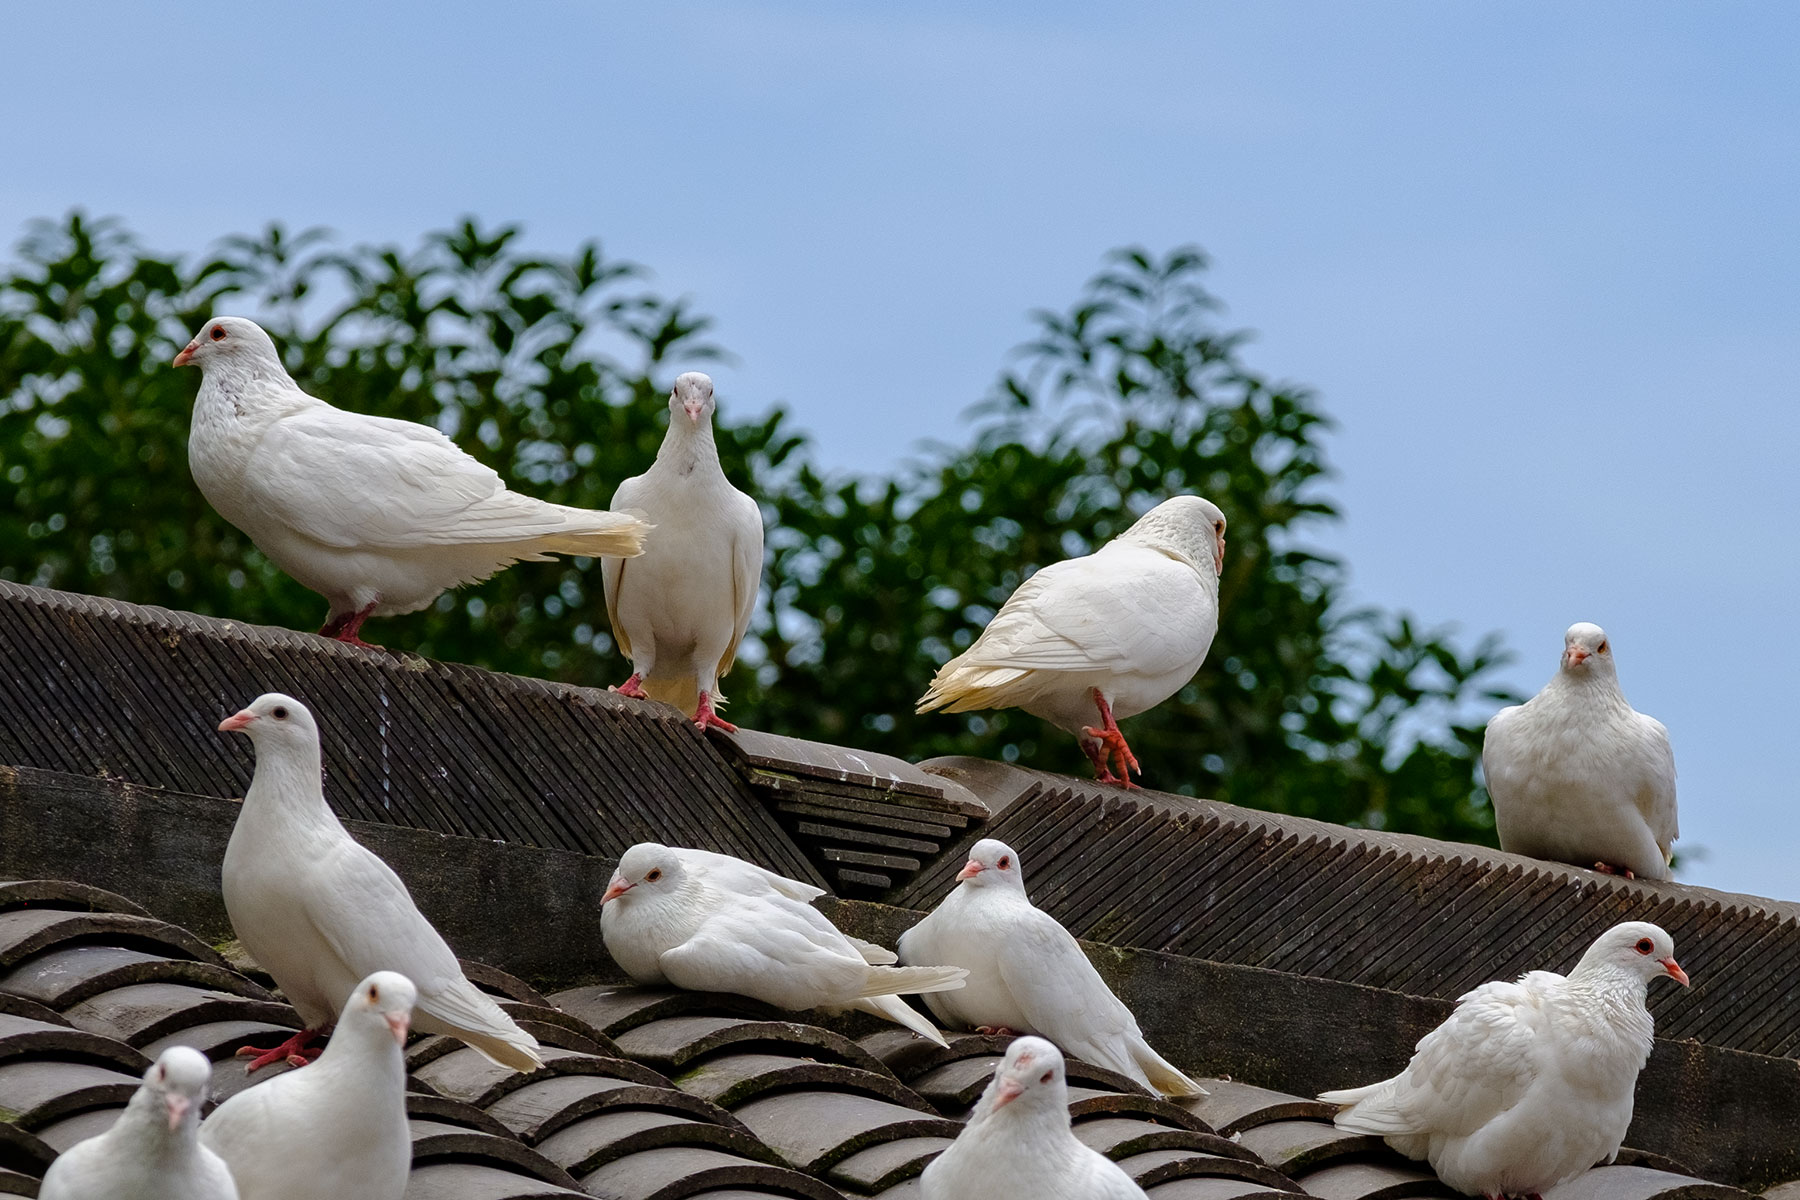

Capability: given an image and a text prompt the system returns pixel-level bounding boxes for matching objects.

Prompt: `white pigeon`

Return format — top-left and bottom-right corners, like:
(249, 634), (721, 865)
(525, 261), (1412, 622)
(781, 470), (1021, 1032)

(1319, 922), (1689, 1200)
(898, 839), (1204, 1097)
(916, 495), (1225, 787)
(601, 842), (967, 1044)
(218, 694), (542, 1073)
(201, 972), (415, 1200)
(176, 316), (648, 646)
(602, 372), (763, 731)
(920, 1036), (1148, 1200)
(39, 1046), (239, 1200)
(1483, 622), (1678, 880)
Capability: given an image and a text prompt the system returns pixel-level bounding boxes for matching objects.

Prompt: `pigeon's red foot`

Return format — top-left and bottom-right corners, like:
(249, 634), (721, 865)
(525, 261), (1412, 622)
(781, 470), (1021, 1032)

(1592, 862), (1637, 880)
(694, 692), (738, 733)
(1081, 689), (1141, 787)
(318, 603), (380, 648)
(236, 1027), (327, 1073)
(974, 1025), (1018, 1037)
(611, 674), (649, 699)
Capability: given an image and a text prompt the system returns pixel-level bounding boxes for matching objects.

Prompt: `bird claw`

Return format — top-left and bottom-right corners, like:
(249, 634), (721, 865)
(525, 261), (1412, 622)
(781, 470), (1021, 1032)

(611, 674), (649, 700)
(1080, 724), (1142, 786)
(1592, 862), (1636, 880)
(694, 692), (737, 734)
(236, 1028), (326, 1073)
(974, 1025), (1018, 1037)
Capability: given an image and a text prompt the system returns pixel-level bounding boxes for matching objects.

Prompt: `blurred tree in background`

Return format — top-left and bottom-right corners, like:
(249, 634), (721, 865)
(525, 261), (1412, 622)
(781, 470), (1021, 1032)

(0, 212), (1516, 842)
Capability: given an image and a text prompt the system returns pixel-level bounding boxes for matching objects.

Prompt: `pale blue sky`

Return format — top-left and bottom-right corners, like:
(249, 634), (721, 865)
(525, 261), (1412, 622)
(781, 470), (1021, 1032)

(3, 3), (1795, 899)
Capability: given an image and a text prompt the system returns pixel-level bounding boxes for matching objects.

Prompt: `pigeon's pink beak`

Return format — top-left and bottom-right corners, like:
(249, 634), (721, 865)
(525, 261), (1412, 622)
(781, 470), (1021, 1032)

(165, 1093), (191, 1131)
(956, 860), (983, 881)
(217, 710), (256, 733)
(386, 1012), (411, 1046)
(989, 1076), (1025, 1110)
(602, 873), (633, 904)
(1565, 646), (1590, 668)
(173, 342), (198, 368)
(1662, 958), (1690, 987)
(683, 401), (705, 425)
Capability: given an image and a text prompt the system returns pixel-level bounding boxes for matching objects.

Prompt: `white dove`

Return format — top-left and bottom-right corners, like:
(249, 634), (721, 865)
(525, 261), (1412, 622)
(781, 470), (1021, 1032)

(1319, 922), (1690, 1200)
(916, 495), (1225, 787)
(38, 1046), (238, 1200)
(1483, 623), (1678, 880)
(176, 316), (648, 646)
(218, 694), (542, 1074)
(201, 972), (414, 1200)
(898, 839), (1203, 1097)
(603, 372), (763, 731)
(601, 842), (967, 1045)
(920, 1036), (1148, 1200)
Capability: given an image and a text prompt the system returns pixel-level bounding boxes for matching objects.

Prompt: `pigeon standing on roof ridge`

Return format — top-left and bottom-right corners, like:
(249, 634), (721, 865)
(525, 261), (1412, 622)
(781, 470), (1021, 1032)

(38, 1045), (239, 1200)
(1318, 921), (1690, 1199)
(1483, 622), (1678, 880)
(201, 972), (415, 1200)
(898, 838), (1205, 1098)
(601, 842), (967, 1044)
(602, 371), (763, 732)
(920, 1036), (1148, 1200)
(217, 694), (542, 1074)
(915, 495), (1225, 787)
(175, 315), (649, 648)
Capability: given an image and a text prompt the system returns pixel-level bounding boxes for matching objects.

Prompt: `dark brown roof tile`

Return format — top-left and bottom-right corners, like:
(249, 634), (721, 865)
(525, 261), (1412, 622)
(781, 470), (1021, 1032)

(1181, 1079), (1336, 1135)
(677, 1051), (933, 1112)
(533, 1107), (779, 1177)
(1292, 1160), (1460, 1200)
(614, 1016), (890, 1076)
(576, 1144), (847, 1200)
(1231, 1118), (1387, 1174)
(1542, 1166), (1752, 1200)
(825, 1135), (953, 1193)
(729, 1091), (960, 1174)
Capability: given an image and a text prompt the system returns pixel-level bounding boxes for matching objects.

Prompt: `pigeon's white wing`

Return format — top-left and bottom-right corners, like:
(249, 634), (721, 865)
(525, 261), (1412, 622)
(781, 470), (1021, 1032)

(959, 547), (1213, 676)
(658, 900), (874, 1008)
(1634, 714), (1679, 855)
(676, 847), (826, 904)
(246, 406), (564, 550)
(717, 489), (764, 679)
(602, 470), (654, 659)
(1331, 976), (1545, 1138)
(994, 910), (1142, 1072)
(1078, 1153), (1154, 1200)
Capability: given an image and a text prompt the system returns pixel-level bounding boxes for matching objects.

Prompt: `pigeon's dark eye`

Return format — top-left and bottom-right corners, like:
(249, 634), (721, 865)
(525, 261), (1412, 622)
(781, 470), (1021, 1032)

(1599, 641), (1610, 654)
(1635, 938), (1653, 955)
(272, 706), (289, 720)
(369, 985), (380, 1001)
(998, 856), (1011, 870)
(210, 325), (226, 340)
(1039, 1070), (1053, 1084)
(646, 869), (663, 882)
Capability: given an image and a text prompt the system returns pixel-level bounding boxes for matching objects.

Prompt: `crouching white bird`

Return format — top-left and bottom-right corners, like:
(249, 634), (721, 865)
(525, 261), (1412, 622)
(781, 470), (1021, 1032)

(39, 1046), (238, 1200)
(917, 495), (1225, 787)
(202, 973), (415, 1200)
(603, 372), (763, 731)
(899, 839), (1203, 1097)
(218, 694), (542, 1074)
(920, 1036), (1147, 1200)
(601, 842), (967, 1044)
(1319, 922), (1690, 1200)
(175, 316), (648, 646)
(1483, 623), (1678, 880)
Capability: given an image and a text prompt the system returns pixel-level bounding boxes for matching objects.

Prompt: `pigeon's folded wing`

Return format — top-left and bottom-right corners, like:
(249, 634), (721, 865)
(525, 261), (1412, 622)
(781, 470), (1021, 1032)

(718, 491), (764, 679)
(1340, 977), (1543, 1137)
(300, 839), (470, 1007)
(962, 548), (1213, 675)
(601, 470), (653, 657)
(246, 407), (564, 549)
(659, 905), (871, 1005)
(996, 912), (1141, 1060)
(679, 848), (827, 904)
(1634, 714), (1680, 851)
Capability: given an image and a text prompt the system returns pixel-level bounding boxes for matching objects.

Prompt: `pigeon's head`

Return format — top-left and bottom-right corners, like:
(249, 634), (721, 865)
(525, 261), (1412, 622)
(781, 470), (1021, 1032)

(1579, 921), (1689, 989)
(669, 372), (716, 428)
(982, 1036), (1069, 1117)
(142, 1045), (212, 1132)
(1561, 623), (1615, 675)
(172, 315), (283, 373)
(1121, 496), (1227, 577)
(345, 971), (417, 1047)
(217, 693), (320, 751)
(603, 842), (686, 904)
(956, 838), (1026, 893)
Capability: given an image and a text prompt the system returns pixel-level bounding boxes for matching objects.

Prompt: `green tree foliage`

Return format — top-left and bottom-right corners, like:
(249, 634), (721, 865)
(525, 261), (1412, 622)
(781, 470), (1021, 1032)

(0, 213), (1516, 841)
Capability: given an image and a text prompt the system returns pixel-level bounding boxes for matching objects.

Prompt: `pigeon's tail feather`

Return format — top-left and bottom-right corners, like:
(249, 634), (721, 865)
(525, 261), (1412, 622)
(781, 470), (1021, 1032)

(853, 994), (952, 1046)
(416, 985), (544, 1074)
(520, 508), (650, 558)
(457, 1027), (545, 1073)
(857, 964), (969, 1000)
(1135, 1043), (1208, 1097)
(1319, 1081), (1413, 1135)
(915, 664), (1033, 715)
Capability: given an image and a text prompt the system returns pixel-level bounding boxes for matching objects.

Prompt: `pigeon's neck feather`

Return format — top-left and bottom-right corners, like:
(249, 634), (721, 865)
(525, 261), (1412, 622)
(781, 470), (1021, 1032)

(654, 415), (722, 478)
(1553, 965), (1656, 1068)
(241, 741), (340, 834)
(315, 1017), (408, 1085)
(103, 1086), (200, 1162)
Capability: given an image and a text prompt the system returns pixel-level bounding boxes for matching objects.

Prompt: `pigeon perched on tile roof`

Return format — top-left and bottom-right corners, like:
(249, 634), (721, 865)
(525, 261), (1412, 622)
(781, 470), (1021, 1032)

(1483, 622), (1678, 880)
(898, 838), (1204, 1097)
(601, 842), (966, 1044)
(1319, 921), (1689, 1199)
(38, 1045), (238, 1200)
(201, 972), (415, 1200)
(602, 371), (764, 732)
(176, 316), (648, 647)
(921, 1036), (1148, 1200)
(916, 495), (1225, 787)
(217, 694), (542, 1073)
